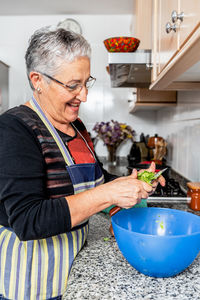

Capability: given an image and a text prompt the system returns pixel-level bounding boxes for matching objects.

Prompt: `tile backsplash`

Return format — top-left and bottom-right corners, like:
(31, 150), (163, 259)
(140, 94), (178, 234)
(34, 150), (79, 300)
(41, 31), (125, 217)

(156, 91), (200, 182)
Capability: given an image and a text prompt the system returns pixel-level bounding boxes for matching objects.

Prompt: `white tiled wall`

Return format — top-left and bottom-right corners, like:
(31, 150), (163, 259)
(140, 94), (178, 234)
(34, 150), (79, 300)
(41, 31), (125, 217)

(156, 91), (200, 182)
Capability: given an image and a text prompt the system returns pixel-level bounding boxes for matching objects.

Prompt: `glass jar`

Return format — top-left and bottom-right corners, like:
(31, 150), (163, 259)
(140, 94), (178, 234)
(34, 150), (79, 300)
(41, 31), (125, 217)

(187, 182), (200, 211)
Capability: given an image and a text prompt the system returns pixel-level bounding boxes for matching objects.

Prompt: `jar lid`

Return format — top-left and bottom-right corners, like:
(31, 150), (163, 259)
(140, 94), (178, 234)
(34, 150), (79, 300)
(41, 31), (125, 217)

(187, 182), (200, 190)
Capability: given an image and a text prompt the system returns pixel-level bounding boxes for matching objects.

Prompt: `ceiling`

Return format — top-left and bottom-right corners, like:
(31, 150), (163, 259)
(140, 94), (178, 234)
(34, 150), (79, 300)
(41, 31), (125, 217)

(0, 0), (134, 15)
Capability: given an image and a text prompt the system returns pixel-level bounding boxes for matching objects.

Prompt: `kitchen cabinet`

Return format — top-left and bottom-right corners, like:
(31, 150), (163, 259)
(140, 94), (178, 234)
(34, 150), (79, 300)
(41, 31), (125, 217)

(157, 0), (200, 74)
(151, 0), (200, 90)
(0, 61), (9, 113)
(129, 88), (177, 113)
(128, 0), (177, 112)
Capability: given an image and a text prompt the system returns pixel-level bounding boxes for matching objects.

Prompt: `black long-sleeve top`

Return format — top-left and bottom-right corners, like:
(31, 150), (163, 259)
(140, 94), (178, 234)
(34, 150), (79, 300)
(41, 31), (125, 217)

(0, 105), (116, 241)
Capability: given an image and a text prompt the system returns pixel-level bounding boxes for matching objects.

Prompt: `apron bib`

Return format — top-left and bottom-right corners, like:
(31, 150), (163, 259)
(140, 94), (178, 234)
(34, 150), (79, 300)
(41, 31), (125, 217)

(0, 97), (104, 300)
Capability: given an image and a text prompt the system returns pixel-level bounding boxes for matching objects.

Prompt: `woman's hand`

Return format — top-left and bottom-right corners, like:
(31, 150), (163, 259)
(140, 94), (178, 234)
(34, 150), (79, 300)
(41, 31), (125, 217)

(67, 162), (166, 228)
(142, 161), (166, 193)
(103, 169), (153, 209)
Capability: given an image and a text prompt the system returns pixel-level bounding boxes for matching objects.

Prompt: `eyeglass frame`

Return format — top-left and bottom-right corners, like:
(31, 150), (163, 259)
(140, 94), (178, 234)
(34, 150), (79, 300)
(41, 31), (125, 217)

(38, 71), (96, 94)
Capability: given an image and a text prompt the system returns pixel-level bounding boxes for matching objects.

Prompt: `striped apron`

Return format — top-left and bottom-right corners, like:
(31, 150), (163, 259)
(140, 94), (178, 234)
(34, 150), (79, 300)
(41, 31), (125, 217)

(0, 97), (104, 300)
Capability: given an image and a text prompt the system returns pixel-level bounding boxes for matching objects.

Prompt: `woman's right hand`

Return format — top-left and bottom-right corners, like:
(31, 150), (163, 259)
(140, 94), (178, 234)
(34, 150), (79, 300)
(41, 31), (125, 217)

(103, 169), (153, 209)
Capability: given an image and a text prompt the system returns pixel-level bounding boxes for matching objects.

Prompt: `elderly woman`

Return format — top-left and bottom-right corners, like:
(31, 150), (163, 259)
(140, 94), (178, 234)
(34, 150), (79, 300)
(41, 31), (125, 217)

(0, 27), (164, 300)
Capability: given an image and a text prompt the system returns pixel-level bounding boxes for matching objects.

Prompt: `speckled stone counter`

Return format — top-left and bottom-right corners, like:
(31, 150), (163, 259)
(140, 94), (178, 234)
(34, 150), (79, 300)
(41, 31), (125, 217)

(63, 205), (200, 300)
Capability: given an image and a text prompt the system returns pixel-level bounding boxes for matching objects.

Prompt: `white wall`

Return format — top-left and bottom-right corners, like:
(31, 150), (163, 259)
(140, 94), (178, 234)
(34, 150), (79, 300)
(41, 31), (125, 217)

(0, 14), (157, 158)
(156, 91), (200, 182)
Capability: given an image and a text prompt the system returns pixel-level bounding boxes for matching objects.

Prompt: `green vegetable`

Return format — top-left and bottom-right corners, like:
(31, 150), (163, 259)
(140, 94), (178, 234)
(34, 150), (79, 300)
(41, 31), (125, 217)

(160, 221), (164, 229)
(137, 171), (156, 185)
(103, 237), (110, 241)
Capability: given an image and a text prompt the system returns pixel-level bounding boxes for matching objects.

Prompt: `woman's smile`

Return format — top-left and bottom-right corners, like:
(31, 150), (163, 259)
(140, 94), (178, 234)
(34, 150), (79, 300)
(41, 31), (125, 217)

(67, 101), (80, 112)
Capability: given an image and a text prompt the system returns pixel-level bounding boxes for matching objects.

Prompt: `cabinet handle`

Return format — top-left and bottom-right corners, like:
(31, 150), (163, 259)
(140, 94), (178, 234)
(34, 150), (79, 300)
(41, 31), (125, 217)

(171, 10), (184, 23)
(165, 22), (177, 34)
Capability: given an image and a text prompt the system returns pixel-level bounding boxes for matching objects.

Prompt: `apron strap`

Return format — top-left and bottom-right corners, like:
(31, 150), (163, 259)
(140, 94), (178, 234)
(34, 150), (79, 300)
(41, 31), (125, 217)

(30, 97), (75, 166)
(30, 97), (97, 166)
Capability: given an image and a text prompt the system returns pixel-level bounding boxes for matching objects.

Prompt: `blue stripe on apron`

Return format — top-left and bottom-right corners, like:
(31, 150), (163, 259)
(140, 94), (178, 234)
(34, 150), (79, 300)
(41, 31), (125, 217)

(46, 237), (54, 297)
(25, 241), (34, 299)
(67, 232), (74, 274)
(4, 232), (15, 295)
(36, 240), (42, 299)
(57, 235), (63, 296)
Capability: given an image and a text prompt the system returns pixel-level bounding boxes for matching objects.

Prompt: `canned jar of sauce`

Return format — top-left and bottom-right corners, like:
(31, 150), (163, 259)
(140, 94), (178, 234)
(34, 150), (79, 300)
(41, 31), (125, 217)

(187, 182), (200, 211)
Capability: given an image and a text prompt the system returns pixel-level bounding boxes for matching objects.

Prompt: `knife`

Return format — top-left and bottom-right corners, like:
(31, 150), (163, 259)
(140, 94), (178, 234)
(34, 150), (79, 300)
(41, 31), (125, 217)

(150, 167), (168, 182)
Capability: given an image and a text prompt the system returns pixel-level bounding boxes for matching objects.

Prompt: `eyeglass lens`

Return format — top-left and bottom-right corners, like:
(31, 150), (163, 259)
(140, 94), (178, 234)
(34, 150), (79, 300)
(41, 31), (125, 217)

(85, 78), (95, 89)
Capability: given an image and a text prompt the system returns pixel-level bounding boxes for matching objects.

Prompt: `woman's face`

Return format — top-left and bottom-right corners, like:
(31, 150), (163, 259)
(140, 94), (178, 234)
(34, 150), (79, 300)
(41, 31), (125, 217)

(36, 56), (91, 126)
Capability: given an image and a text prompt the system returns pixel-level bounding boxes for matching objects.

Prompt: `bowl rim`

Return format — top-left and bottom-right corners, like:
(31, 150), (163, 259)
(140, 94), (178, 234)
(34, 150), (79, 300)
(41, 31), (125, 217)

(111, 207), (200, 238)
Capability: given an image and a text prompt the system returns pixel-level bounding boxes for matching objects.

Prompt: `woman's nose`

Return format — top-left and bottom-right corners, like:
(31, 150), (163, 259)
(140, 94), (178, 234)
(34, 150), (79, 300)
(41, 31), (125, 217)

(76, 86), (88, 102)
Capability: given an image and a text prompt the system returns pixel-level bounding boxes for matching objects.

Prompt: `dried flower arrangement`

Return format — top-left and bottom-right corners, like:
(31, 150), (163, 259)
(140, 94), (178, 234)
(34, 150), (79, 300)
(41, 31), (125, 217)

(93, 120), (135, 147)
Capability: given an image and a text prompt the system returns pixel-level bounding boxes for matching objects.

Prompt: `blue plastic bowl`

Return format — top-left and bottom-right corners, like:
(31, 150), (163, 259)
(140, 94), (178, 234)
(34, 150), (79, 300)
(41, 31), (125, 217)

(111, 207), (200, 277)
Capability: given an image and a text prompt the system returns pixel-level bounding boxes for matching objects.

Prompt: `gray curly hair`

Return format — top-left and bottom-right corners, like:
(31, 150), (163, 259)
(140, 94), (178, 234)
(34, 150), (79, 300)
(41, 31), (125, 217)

(25, 26), (91, 90)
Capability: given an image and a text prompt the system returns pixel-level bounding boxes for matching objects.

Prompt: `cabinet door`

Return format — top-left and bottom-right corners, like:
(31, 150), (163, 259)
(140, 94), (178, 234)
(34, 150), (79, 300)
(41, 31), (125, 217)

(134, 0), (152, 49)
(136, 88), (177, 103)
(158, 0), (179, 73)
(179, 0), (200, 48)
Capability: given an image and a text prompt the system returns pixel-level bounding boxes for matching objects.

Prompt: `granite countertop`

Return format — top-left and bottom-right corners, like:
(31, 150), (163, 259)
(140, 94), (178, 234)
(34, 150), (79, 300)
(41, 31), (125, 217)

(63, 204), (200, 300)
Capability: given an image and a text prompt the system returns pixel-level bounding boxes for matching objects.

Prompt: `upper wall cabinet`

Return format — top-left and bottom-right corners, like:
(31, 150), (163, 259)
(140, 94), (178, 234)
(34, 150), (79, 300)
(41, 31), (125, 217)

(150, 0), (200, 90)
(129, 88), (177, 113)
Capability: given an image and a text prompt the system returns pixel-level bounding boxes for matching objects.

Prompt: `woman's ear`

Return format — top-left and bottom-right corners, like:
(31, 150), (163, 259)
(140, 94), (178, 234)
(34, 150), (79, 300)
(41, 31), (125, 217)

(29, 71), (42, 91)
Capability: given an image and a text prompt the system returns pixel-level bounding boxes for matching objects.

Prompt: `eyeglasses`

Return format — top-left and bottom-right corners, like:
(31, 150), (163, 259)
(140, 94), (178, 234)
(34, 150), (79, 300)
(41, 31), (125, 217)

(39, 72), (96, 95)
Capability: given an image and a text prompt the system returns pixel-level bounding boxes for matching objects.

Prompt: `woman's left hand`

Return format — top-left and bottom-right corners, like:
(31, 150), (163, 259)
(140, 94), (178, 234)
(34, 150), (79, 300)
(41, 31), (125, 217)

(137, 161), (166, 194)
(148, 161), (166, 191)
